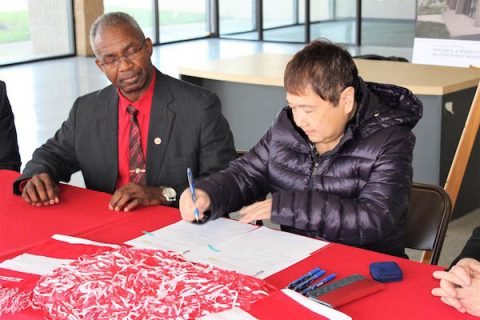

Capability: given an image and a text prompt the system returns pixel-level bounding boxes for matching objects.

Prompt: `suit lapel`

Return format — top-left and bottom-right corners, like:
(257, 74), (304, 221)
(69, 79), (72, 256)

(97, 87), (119, 193)
(146, 70), (175, 186)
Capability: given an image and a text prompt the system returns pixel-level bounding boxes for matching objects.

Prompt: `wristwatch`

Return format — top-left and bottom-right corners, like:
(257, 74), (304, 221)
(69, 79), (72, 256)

(161, 187), (177, 204)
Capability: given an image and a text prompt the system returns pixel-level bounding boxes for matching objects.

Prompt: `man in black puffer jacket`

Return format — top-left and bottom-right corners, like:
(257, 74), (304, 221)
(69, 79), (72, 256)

(179, 40), (423, 258)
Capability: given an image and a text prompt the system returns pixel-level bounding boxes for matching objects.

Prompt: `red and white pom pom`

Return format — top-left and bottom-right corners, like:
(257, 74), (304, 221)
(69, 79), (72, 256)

(32, 247), (276, 319)
(0, 286), (32, 315)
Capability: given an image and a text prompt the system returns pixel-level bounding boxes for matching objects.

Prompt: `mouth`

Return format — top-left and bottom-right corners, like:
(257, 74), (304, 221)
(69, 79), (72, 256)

(121, 73), (141, 85)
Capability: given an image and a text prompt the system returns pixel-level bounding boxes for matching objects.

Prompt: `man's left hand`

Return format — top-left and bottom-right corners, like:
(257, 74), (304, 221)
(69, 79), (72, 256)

(109, 183), (163, 212)
(239, 199), (272, 224)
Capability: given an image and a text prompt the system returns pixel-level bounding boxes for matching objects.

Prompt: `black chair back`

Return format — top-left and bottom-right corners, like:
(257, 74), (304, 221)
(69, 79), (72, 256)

(405, 182), (452, 265)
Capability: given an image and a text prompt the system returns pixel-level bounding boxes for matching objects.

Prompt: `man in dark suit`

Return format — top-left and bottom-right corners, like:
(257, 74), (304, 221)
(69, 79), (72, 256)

(0, 80), (21, 172)
(14, 12), (236, 211)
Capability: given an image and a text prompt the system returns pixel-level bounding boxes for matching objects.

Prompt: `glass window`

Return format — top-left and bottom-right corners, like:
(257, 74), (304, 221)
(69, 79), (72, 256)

(104, 0), (155, 41)
(263, 0), (305, 42)
(158, 0), (209, 43)
(361, 0), (416, 47)
(309, 0), (356, 44)
(264, 0), (296, 29)
(0, 0), (75, 66)
(219, 0), (256, 40)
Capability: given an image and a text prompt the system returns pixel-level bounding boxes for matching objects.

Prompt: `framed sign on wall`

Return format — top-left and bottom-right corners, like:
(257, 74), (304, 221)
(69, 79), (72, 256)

(413, 0), (480, 67)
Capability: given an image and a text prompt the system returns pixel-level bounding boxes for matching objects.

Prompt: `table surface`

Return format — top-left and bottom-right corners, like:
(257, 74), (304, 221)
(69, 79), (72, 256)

(179, 53), (480, 95)
(0, 170), (475, 319)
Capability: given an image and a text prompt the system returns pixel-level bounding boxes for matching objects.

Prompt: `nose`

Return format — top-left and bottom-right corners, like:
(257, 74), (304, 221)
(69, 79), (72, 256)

(118, 56), (133, 71)
(294, 112), (308, 128)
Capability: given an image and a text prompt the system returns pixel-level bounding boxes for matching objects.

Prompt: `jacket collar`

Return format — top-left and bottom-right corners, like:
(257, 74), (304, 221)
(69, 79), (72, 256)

(281, 77), (422, 155)
(145, 69), (175, 186)
(350, 78), (423, 137)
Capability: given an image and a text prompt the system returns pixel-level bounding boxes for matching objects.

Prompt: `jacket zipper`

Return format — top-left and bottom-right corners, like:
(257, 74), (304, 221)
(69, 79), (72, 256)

(307, 143), (320, 188)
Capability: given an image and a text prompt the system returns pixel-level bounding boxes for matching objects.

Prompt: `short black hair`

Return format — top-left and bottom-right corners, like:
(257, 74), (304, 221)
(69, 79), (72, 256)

(90, 12), (145, 55)
(284, 39), (358, 105)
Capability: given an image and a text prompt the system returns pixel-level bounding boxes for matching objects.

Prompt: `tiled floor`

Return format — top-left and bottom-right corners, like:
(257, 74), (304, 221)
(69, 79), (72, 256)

(0, 38), (473, 267)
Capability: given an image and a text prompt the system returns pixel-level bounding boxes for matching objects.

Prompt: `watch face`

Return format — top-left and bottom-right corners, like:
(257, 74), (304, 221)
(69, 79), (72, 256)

(163, 187), (177, 201)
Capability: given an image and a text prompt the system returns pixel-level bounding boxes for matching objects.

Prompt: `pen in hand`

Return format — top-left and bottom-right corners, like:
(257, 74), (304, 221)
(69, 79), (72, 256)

(187, 168), (200, 222)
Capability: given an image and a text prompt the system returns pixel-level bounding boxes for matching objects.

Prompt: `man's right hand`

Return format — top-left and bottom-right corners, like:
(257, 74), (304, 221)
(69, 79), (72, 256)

(21, 173), (59, 206)
(179, 188), (211, 222)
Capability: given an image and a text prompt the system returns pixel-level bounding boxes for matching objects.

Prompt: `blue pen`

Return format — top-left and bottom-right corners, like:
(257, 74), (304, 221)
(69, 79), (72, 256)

(293, 269), (326, 292)
(302, 273), (337, 295)
(287, 267), (321, 289)
(187, 168), (200, 222)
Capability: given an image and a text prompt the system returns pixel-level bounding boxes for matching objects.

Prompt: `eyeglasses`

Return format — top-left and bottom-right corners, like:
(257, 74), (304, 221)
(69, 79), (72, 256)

(97, 40), (146, 69)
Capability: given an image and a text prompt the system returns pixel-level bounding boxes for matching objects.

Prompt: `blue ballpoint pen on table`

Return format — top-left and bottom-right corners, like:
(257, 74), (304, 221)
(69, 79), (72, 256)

(287, 267), (321, 289)
(187, 168), (200, 222)
(302, 273), (337, 295)
(292, 269), (326, 292)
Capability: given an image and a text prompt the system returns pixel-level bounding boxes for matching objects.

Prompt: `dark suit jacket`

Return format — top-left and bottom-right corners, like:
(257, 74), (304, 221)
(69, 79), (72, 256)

(450, 226), (480, 268)
(14, 70), (236, 202)
(0, 81), (21, 172)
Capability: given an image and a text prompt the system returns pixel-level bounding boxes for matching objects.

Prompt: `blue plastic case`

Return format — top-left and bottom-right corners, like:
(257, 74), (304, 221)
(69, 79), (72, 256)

(369, 261), (403, 283)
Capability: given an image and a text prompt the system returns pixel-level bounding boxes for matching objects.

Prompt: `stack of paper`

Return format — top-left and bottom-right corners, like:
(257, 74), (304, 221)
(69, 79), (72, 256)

(125, 218), (329, 279)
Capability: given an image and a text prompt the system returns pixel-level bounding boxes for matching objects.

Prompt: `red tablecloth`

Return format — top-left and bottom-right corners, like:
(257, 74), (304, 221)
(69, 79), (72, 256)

(80, 209), (477, 320)
(0, 170), (135, 262)
(0, 170), (475, 319)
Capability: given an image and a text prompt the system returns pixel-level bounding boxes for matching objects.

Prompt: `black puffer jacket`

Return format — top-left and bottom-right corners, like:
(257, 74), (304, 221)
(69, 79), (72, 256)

(197, 79), (423, 257)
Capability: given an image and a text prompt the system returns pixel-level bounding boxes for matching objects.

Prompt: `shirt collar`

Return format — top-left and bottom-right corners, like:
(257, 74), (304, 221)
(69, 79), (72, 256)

(118, 71), (157, 114)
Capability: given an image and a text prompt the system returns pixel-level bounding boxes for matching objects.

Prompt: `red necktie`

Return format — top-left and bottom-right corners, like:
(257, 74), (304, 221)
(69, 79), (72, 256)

(127, 105), (146, 185)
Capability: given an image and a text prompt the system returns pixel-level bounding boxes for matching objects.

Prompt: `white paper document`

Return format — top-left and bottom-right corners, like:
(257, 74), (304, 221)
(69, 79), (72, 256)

(125, 218), (258, 254)
(125, 218), (329, 279)
(0, 235), (116, 277)
(186, 226), (327, 278)
(0, 253), (73, 276)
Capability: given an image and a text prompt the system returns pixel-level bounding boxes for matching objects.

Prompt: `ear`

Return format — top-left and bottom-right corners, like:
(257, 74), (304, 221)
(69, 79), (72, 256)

(95, 59), (106, 73)
(145, 38), (153, 57)
(340, 86), (355, 114)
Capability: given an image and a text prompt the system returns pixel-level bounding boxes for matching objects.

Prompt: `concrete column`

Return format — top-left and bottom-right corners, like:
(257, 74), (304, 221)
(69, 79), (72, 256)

(28, 0), (74, 54)
(455, 0), (466, 14)
(74, 0), (104, 56)
(475, 1), (480, 27)
(449, 0), (457, 10)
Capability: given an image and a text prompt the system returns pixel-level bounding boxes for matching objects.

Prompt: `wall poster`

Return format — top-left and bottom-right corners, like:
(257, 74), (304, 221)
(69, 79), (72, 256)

(413, 0), (480, 67)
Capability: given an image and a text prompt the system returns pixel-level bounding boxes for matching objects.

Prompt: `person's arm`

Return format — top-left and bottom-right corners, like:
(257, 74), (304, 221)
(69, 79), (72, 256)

(195, 128), (274, 220)
(0, 81), (21, 172)
(270, 127), (414, 246)
(450, 226), (480, 268)
(13, 98), (81, 195)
